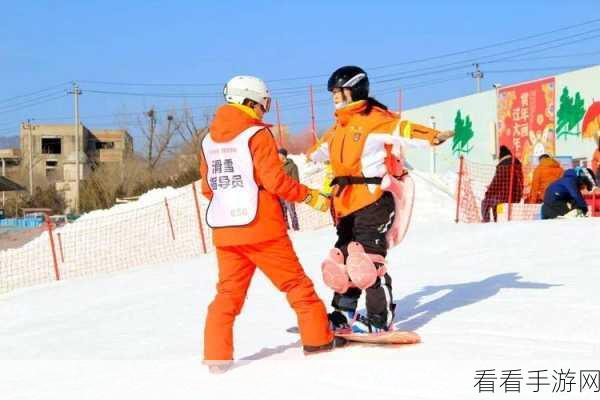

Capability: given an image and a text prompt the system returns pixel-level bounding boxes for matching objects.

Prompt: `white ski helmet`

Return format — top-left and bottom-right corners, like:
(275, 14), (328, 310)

(223, 75), (271, 112)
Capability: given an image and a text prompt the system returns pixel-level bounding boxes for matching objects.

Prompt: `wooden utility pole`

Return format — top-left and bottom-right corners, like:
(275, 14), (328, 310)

(145, 108), (156, 170)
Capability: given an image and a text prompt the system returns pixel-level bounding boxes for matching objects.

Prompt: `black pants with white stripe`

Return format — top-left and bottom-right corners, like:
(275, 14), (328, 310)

(332, 192), (396, 328)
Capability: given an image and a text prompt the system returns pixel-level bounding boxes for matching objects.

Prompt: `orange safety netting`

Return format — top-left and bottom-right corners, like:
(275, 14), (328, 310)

(455, 157), (541, 223)
(0, 174), (333, 294)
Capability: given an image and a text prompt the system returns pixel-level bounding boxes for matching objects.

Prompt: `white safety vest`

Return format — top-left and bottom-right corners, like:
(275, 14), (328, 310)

(202, 126), (263, 228)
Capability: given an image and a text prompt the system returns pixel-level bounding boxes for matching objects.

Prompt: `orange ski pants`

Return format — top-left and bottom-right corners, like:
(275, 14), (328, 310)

(203, 235), (333, 361)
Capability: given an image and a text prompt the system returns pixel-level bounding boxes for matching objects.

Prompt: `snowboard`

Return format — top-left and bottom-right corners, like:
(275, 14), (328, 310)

(335, 329), (421, 345)
(286, 326), (421, 345)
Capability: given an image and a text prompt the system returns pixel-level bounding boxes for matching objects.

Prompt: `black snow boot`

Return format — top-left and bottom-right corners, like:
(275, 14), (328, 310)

(328, 310), (353, 331)
(303, 336), (348, 355)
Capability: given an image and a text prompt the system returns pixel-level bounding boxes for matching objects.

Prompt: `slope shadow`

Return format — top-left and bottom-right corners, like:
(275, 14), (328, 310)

(385, 272), (560, 331)
(230, 340), (302, 371)
(232, 273), (558, 368)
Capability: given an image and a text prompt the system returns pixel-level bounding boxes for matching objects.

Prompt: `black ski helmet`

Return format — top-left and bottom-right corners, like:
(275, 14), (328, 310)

(327, 66), (369, 101)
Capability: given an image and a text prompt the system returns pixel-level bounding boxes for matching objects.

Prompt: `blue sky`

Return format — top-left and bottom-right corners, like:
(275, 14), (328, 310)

(1, 0), (599, 147)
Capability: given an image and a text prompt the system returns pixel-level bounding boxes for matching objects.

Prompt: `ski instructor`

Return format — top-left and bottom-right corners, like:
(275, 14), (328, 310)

(200, 75), (345, 373)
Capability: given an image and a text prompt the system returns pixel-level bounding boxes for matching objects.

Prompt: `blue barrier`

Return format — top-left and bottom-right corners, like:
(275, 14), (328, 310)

(0, 216), (44, 229)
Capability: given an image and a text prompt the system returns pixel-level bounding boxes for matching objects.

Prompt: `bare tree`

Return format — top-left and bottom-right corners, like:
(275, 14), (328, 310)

(172, 107), (210, 163)
(138, 108), (177, 171)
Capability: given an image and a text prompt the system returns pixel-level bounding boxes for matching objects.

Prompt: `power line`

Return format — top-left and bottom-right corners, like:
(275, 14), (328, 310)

(42, 104), (217, 121)
(78, 79), (223, 88)
(0, 103), (220, 132)
(485, 65), (595, 73)
(371, 28), (600, 83)
(0, 94), (68, 115)
(481, 32), (600, 65)
(280, 74), (482, 111)
(367, 17), (600, 71)
(72, 18), (600, 87)
(2, 20), (599, 131)
(0, 90), (66, 112)
(0, 82), (70, 105)
(374, 75), (471, 96)
(1, 62), (594, 128)
(0, 22), (593, 121)
(280, 33), (599, 94)
(480, 49), (600, 64)
(81, 38), (599, 99)
(267, 17), (600, 82)
(79, 79), (312, 96)
(85, 89), (222, 98)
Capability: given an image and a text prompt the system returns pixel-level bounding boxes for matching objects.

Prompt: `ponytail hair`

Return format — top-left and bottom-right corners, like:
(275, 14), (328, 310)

(361, 97), (388, 115)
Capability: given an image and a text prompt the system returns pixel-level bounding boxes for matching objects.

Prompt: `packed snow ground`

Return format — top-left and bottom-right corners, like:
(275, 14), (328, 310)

(2, 221), (600, 398)
(1, 173), (600, 399)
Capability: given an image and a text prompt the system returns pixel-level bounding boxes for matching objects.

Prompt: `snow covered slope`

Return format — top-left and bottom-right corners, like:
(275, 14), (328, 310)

(2, 215), (600, 399)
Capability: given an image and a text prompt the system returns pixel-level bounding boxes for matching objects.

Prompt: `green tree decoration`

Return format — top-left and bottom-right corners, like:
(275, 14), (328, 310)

(557, 87), (585, 139)
(452, 110), (474, 156)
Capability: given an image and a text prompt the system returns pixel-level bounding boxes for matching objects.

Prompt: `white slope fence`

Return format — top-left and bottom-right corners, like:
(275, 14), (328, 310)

(0, 170), (332, 295)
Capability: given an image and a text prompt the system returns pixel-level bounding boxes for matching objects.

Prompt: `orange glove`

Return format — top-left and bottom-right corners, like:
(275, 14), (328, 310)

(304, 189), (331, 212)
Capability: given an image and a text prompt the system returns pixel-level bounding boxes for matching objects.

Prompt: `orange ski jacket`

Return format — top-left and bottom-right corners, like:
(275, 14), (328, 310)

(308, 100), (437, 218)
(200, 104), (309, 246)
(528, 157), (564, 204)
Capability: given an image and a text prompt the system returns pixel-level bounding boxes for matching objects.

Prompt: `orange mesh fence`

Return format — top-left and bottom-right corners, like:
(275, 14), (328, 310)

(7, 153), (563, 295)
(455, 156), (542, 223)
(0, 182), (212, 294)
(0, 176), (332, 294)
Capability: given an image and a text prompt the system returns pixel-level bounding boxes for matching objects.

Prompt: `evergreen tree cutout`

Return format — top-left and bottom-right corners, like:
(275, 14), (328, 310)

(557, 87), (586, 139)
(452, 110), (474, 156)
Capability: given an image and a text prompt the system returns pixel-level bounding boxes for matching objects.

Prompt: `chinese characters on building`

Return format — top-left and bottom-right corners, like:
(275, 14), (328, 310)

(497, 77), (556, 175)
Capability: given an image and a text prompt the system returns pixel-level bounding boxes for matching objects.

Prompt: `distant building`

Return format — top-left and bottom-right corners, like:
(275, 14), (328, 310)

(402, 65), (600, 174)
(0, 123), (133, 210)
(0, 148), (22, 183)
(88, 129), (134, 163)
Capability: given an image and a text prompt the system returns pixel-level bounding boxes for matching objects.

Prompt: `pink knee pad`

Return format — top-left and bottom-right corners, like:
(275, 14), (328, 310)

(346, 242), (389, 289)
(321, 248), (351, 294)
(346, 242), (378, 289)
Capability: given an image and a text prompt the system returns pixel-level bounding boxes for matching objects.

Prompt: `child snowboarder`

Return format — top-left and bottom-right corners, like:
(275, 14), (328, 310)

(308, 66), (452, 333)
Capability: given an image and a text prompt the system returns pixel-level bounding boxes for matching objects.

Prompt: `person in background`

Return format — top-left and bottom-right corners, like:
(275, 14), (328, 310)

(278, 148), (300, 231)
(592, 137), (600, 183)
(541, 167), (597, 219)
(481, 145), (524, 222)
(527, 154), (563, 204)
